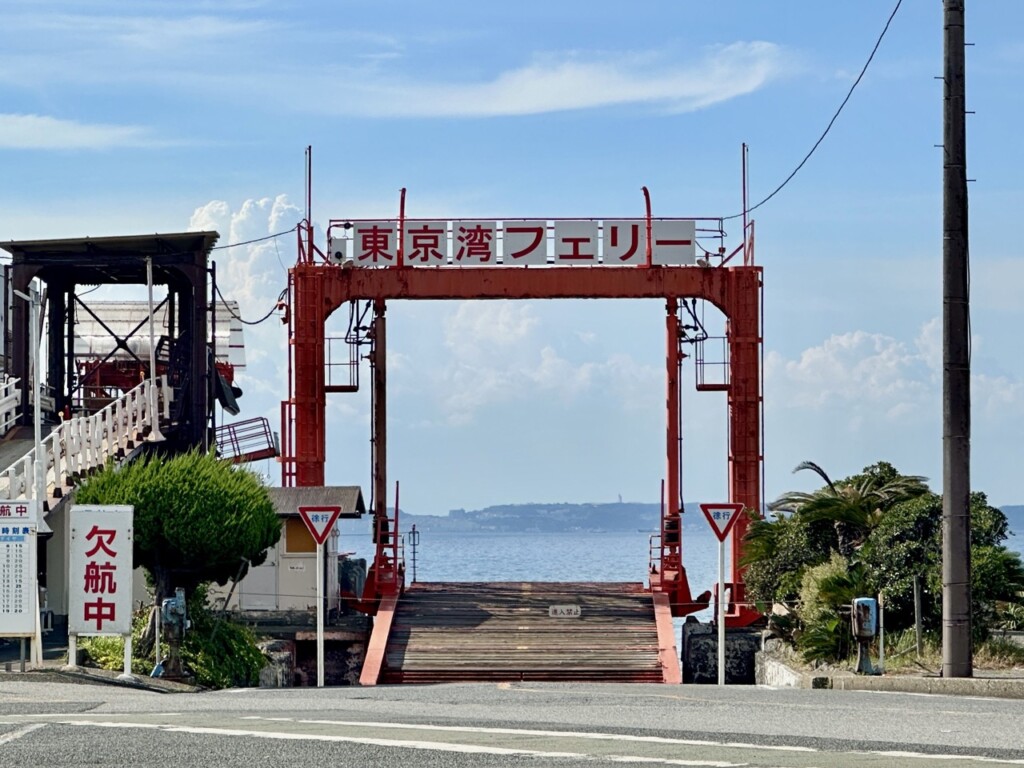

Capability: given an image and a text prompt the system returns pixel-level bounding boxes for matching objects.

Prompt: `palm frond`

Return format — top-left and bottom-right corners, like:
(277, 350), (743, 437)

(793, 461), (838, 495)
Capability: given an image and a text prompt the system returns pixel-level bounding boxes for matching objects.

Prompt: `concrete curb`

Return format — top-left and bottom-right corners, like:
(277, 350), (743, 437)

(52, 665), (202, 694)
(756, 652), (1024, 699)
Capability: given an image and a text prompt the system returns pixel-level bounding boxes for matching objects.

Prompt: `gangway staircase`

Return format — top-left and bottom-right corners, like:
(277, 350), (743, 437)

(361, 581), (680, 685)
(0, 377), (171, 508)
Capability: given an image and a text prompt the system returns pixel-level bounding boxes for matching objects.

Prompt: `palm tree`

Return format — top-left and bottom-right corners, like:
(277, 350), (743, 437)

(769, 461), (929, 558)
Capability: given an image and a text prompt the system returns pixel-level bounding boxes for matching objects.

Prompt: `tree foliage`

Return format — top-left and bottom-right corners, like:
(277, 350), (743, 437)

(745, 461), (1024, 663)
(75, 449), (281, 602)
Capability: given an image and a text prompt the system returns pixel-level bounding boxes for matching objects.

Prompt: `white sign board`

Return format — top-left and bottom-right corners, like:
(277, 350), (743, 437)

(548, 604), (582, 618)
(298, 506), (341, 546)
(69, 505), (133, 636)
(700, 502), (744, 542)
(0, 499), (38, 526)
(337, 219), (697, 267)
(0, 522), (35, 636)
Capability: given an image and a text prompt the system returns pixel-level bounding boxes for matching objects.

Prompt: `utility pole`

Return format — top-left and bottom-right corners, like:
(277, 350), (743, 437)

(942, 0), (972, 678)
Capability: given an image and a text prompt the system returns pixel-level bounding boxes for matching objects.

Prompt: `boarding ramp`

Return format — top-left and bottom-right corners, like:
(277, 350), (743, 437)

(363, 581), (680, 685)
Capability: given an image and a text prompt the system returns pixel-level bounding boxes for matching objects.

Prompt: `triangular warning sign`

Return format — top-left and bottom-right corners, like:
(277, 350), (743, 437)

(700, 502), (745, 542)
(298, 505), (342, 546)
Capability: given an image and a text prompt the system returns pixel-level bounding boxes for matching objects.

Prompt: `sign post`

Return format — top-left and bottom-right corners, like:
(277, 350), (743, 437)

(68, 505), (134, 678)
(298, 505), (342, 688)
(700, 502), (745, 686)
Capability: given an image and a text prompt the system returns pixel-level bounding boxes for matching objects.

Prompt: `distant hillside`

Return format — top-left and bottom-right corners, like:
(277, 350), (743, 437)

(403, 502), (705, 534)
(400, 502), (1024, 537)
(1002, 505), (1024, 535)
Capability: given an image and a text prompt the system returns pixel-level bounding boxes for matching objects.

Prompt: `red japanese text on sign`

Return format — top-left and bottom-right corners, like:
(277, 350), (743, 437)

(70, 506), (133, 636)
(603, 221), (643, 263)
(354, 222), (397, 265)
(84, 561), (118, 594)
(85, 526), (117, 558)
(83, 598), (117, 631)
(340, 218), (698, 267)
(453, 221), (496, 263)
(554, 221), (599, 263)
(502, 221), (547, 264)
(403, 221), (448, 264)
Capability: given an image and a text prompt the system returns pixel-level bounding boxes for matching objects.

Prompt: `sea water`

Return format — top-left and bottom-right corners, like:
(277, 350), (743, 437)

(339, 519), (1022, 652)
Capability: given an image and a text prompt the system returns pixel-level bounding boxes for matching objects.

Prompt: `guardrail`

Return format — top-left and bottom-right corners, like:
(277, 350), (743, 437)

(0, 376), (172, 503)
(0, 377), (20, 435)
(215, 416), (279, 464)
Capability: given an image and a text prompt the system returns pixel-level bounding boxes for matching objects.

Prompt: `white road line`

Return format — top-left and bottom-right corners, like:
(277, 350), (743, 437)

(868, 751), (1024, 765)
(54, 720), (588, 759)
(0, 723), (46, 746)
(45, 716), (1024, 766)
(241, 716), (817, 753)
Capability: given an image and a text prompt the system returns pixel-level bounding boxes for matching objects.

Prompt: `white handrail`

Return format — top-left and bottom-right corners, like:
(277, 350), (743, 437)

(0, 376), (173, 503)
(0, 377), (21, 435)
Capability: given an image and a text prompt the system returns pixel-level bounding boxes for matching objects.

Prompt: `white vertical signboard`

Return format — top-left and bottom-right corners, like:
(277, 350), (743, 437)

(69, 505), (133, 657)
(0, 500), (40, 668)
(0, 525), (34, 634)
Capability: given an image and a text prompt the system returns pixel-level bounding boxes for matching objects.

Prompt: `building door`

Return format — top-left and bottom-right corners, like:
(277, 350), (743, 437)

(240, 558), (278, 610)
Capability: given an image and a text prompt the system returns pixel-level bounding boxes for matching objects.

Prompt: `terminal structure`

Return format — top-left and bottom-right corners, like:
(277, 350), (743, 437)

(280, 188), (764, 638)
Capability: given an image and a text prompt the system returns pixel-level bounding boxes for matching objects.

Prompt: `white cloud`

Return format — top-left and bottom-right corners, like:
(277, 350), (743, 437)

(428, 303), (663, 424)
(188, 196), (298, 396)
(0, 114), (156, 150)
(766, 321), (1024, 431)
(338, 42), (788, 117)
(7, 12), (274, 52)
(765, 329), (934, 420)
(444, 302), (538, 352)
(972, 257), (1024, 314)
(974, 373), (1024, 420)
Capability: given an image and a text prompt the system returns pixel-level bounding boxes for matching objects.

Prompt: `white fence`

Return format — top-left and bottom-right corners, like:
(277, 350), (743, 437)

(0, 376), (172, 502)
(0, 377), (20, 435)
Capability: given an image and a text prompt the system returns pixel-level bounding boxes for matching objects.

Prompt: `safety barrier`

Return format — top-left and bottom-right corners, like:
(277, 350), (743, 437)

(0, 377), (20, 435)
(0, 376), (172, 503)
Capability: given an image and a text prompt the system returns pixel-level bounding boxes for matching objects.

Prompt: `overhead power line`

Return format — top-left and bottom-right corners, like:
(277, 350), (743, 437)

(210, 223), (301, 251)
(725, 0), (904, 221)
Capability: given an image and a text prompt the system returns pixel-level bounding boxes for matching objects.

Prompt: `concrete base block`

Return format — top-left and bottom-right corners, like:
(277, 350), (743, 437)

(681, 620), (761, 684)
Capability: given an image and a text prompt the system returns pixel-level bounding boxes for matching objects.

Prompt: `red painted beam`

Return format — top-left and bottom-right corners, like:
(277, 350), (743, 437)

(299, 263), (756, 307)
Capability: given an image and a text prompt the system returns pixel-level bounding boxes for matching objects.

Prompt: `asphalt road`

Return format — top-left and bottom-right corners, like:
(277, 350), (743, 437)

(0, 678), (1023, 767)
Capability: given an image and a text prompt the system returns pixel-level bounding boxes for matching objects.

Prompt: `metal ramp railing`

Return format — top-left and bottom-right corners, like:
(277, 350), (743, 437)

(0, 377), (20, 436)
(215, 416), (279, 464)
(0, 376), (172, 506)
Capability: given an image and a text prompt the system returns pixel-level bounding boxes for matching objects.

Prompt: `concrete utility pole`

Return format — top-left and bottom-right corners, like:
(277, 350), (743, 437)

(942, 0), (972, 678)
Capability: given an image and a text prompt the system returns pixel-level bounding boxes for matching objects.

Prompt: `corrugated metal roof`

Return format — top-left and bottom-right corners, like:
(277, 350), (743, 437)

(70, 300), (245, 368)
(267, 486), (366, 518)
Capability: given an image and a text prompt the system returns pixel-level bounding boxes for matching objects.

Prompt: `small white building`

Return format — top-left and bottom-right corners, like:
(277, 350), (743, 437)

(211, 486), (367, 614)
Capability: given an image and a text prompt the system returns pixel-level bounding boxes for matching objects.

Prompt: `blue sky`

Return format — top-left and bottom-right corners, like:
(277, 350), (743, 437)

(2, 1), (1023, 514)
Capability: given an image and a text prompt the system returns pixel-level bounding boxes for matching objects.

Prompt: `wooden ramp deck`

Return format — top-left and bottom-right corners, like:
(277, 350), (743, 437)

(366, 581), (679, 685)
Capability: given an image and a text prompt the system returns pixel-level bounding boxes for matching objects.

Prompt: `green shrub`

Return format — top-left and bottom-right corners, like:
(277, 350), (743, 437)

(77, 608), (156, 676)
(77, 587), (267, 689)
(180, 585), (267, 689)
(796, 554), (865, 663)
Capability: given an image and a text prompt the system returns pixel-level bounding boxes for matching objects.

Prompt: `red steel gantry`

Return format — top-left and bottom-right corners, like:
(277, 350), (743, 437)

(281, 197), (764, 627)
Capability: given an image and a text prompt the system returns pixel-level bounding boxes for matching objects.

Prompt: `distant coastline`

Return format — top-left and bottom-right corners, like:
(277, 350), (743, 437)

(400, 502), (1024, 538)
(403, 502), (671, 534)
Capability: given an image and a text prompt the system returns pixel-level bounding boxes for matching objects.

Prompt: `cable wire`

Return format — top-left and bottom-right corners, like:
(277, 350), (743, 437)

(725, 0), (904, 221)
(210, 224), (301, 251)
(214, 283), (287, 326)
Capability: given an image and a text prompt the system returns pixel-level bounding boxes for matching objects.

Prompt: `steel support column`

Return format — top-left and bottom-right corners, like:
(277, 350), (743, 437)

(662, 297), (697, 614)
(726, 268), (762, 625)
(372, 299), (387, 524)
(292, 263), (327, 486)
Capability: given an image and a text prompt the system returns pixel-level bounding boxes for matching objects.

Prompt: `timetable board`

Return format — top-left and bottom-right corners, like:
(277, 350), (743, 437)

(0, 524), (35, 636)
